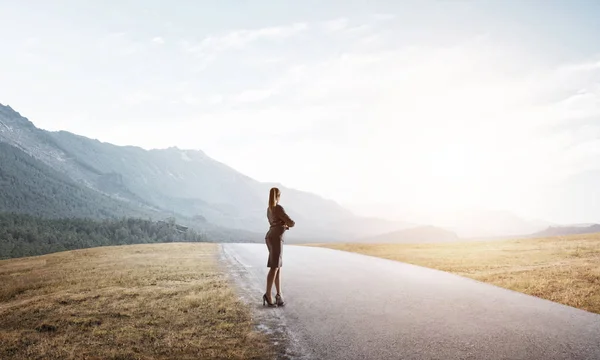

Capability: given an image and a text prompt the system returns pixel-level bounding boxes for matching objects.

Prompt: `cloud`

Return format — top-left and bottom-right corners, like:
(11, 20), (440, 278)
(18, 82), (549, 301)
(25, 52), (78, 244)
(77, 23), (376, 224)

(182, 22), (309, 58)
(152, 36), (165, 45)
(371, 14), (396, 21)
(558, 60), (600, 73)
(181, 94), (200, 105)
(233, 88), (276, 103)
(97, 32), (128, 48)
(241, 55), (286, 67)
(22, 37), (40, 49)
(322, 18), (349, 32)
(122, 91), (159, 105)
(208, 94), (224, 104)
(95, 32), (150, 57)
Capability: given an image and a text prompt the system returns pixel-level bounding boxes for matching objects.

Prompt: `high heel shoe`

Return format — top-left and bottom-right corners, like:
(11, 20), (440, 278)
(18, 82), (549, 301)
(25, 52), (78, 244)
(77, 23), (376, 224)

(263, 293), (276, 307)
(275, 293), (285, 307)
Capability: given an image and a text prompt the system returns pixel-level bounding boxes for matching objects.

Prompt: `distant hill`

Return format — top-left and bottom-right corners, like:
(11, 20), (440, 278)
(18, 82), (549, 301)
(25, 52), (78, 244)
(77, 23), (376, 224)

(360, 225), (459, 244)
(530, 224), (600, 238)
(285, 216), (415, 243)
(345, 203), (551, 239)
(429, 209), (551, 238)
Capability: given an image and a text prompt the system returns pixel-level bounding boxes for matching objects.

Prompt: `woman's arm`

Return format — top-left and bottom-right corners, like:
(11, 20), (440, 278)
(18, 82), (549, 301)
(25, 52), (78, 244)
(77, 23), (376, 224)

(276, 205), (295, 228)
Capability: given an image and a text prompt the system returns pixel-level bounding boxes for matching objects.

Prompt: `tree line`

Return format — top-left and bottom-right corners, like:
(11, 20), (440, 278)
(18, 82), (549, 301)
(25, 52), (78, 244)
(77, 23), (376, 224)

(0, 213), (208, 259)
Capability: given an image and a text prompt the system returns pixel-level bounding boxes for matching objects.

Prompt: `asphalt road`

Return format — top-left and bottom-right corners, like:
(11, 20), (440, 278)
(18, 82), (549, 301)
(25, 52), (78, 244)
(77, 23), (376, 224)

(221, 243), (600, 360)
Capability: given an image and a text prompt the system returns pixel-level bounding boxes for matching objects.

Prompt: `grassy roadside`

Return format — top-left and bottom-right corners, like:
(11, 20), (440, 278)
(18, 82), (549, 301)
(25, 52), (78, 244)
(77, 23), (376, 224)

(0, 243), (274, 360)
(308, 233), (600, 315)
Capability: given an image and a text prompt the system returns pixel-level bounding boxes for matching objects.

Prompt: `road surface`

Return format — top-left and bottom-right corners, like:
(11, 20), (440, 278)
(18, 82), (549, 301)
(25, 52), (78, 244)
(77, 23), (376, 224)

(221, 243), (600, 360)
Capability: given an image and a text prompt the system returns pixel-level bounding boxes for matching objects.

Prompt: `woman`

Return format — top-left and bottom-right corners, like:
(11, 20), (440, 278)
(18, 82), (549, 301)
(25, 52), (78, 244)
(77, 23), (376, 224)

(263, 187), (295, 307)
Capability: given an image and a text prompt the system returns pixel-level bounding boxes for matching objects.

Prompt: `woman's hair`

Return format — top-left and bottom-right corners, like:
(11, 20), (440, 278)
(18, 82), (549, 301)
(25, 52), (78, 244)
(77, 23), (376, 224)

(268, 187), (280, 209)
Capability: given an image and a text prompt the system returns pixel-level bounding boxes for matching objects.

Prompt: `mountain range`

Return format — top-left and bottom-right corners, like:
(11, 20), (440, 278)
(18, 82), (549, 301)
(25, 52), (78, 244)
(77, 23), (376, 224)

(360, 225), (460, 244)
(3, 102), (598, 244)
(0, 103), (410, 242)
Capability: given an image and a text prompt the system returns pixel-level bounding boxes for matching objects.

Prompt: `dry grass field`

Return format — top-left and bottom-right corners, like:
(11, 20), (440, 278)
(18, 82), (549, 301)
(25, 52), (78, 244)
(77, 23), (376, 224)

(0, 243), (274, 360)
(309, 233), (600, 315)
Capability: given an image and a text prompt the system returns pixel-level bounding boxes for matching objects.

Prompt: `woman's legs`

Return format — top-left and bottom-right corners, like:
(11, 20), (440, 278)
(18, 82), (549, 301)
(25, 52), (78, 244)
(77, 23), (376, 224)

(274, 268), (282, 296)
(265, 232), (283, 304)
(266, 267), (279, 302)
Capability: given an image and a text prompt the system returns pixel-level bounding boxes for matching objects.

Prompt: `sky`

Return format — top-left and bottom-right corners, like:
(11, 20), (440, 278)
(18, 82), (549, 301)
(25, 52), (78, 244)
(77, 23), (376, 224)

(2, 0), (600, 224)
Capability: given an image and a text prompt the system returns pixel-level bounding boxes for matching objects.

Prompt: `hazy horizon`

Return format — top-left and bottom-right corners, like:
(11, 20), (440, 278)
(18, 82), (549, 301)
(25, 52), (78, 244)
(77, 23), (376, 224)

(2, 0), (600, 225)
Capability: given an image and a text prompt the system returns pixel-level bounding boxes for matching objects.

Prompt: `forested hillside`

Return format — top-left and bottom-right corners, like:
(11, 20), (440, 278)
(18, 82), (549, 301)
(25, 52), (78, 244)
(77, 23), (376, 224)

(0, 213), (207, 259)
(0, 141), (158, 219)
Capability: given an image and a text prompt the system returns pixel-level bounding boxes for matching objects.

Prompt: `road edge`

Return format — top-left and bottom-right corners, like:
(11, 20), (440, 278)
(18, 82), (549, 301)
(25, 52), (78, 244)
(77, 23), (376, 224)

(218, 243), (314, 360)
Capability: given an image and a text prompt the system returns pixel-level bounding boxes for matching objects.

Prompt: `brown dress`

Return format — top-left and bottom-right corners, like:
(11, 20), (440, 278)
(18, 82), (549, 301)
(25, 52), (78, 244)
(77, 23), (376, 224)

(265, 204), (295, 268)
